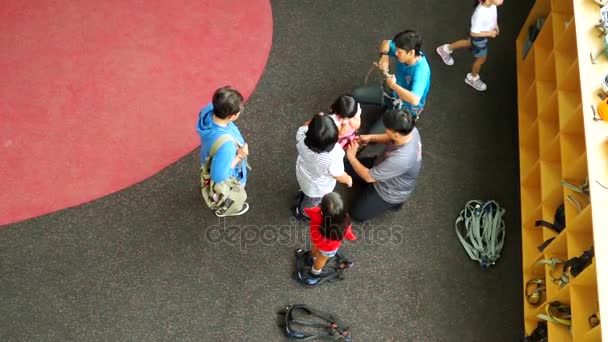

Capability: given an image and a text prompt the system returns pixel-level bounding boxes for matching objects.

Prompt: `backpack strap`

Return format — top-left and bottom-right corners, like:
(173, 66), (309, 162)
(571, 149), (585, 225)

(207, 135), (250, 172)
(280, 304), (351, 341)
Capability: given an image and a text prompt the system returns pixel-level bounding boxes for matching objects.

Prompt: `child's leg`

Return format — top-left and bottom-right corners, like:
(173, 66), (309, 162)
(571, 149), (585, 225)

(471, 56), (487, 77)
(311, 244), (320, 259)
(437, 38), (471, 66)
(312, 254), (329, 273)
(448, 38), (471, 51)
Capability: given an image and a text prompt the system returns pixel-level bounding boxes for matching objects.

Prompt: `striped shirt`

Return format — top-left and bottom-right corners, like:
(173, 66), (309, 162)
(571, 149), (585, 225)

(295, 126), (345, 198)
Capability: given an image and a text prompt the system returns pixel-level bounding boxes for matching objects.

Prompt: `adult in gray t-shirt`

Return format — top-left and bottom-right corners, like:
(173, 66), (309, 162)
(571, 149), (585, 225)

(345, 108), (422, 222)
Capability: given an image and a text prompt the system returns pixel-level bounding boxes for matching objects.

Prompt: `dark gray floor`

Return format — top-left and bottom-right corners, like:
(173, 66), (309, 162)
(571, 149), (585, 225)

(1, 1), (534, 341)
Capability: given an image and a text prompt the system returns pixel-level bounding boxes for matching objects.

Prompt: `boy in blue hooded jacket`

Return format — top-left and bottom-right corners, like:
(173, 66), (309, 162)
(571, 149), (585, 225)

(196, 86), (249, 217)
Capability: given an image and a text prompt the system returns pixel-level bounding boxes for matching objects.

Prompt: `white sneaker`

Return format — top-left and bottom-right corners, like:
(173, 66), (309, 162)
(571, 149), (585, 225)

(465, 73), (487, 91)
(436, 44), (454, 66)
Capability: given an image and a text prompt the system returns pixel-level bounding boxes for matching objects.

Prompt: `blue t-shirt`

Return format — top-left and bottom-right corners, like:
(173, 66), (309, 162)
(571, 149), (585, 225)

(387, 40), (431, 113)
(196, 104), (247, 185)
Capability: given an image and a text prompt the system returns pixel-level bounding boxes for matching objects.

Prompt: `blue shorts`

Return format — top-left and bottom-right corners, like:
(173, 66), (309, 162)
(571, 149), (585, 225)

(318, 249), (338, 257)
(470, 36), (488, 58)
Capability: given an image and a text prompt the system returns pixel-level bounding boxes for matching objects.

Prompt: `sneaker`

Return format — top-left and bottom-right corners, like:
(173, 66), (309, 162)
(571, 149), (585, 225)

(436, 44), (454, 66)
(465, 73), (487, 91)
(215, 202), (249, 217)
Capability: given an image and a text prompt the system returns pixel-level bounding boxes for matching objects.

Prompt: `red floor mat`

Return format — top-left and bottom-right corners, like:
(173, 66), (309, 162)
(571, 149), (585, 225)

(0, 1), (272, 225)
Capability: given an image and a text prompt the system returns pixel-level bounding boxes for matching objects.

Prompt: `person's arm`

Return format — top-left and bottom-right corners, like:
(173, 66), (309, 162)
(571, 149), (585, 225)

(230, 143), (248, 168)
(334, 172), (353, 188)
(386, 76), (421, 106)
(359, 133), (391, 145)
(345, 141), (375, 183)
(470, 30), (498, 38)
(377, 40), (392, 71)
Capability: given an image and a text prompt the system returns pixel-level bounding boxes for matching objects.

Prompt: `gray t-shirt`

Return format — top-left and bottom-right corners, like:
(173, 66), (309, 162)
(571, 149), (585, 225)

(369, 128), (422, 204)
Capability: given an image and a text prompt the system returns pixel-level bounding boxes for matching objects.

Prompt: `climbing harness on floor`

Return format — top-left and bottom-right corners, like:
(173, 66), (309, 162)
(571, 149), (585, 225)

(525, 278), (546, 306)
(454, 200), (506, 270)
(278, 304), (352, 341)
(294, 249), (353, 286)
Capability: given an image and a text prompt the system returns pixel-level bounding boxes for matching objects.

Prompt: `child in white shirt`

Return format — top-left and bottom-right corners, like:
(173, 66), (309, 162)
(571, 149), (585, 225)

(436, 0), (503, 91)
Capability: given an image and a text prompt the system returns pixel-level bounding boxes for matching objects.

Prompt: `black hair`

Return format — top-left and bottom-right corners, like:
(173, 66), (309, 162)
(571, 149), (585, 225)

(392, 30), (422, 56)
(473, 0), (483, 7)
(320, 192), (351, 241)
(330, 95), (360, 119)
(304, 113), (339, 153)
(382, 108), (415, 135)
(212, 86), (244, 119)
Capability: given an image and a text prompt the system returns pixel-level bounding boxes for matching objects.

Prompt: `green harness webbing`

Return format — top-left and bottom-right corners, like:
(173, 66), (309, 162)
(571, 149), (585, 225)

(534, 258), (569, 287)
(455, 200), (506, 270)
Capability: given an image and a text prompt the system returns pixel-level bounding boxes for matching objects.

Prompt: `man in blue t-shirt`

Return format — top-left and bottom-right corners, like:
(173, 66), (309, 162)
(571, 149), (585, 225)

(354, 30), (431, 130)
(196, 86), (250, 217)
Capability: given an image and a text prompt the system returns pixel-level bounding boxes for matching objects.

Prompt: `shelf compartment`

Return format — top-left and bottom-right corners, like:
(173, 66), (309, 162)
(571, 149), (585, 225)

(584, 324), (602, 341)
(567, 202), (592, 235)
(555, 50), (579, 92)
(571, 262), (597, 288)
(523, 221), (545, 271)
(560, 133), (586, 169)
(536, 49), (556, 83)
(540, 160), (562, 203)
(542, 253), (570, 303)
(519, 111), (537, 137)
(547, 321), (573, 341)
(542, 228), (567, 259)
(562, 187), (591, 229)
(556, 15), (577, 54)
(521, 185), (541, 226)
(520, 122), (540, 178)
(551, 0), (573, 16)
(552, 12), (573, 44)
(567, 231), (594, 261)
(570, 284), (600, 340)
(558, 90), (583, 134)
(537, 82), (558, 120)
(539, 120), (560, 160)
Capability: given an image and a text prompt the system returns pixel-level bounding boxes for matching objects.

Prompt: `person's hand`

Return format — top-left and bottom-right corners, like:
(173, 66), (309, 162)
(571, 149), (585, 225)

(385, 74), (397, 89)
(345, 175), (353, 188)
(237, 143), (249, 158)
(489, 30), (498, 38)
(357, 135), (372, 146)
(347, 140), (359, 159)
(377, 56), (389, 72)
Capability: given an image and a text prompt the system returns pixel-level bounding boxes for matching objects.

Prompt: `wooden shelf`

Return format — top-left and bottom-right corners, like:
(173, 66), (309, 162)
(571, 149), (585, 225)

(518, 1), (607, 340)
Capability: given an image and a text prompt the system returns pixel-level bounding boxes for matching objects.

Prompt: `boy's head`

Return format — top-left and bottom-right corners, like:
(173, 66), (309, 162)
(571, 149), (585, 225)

(382, 108), (415, 138)
(304, 113), (339, 153)
(212, 86), (244, 120)
(392, 30), (422, 65)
